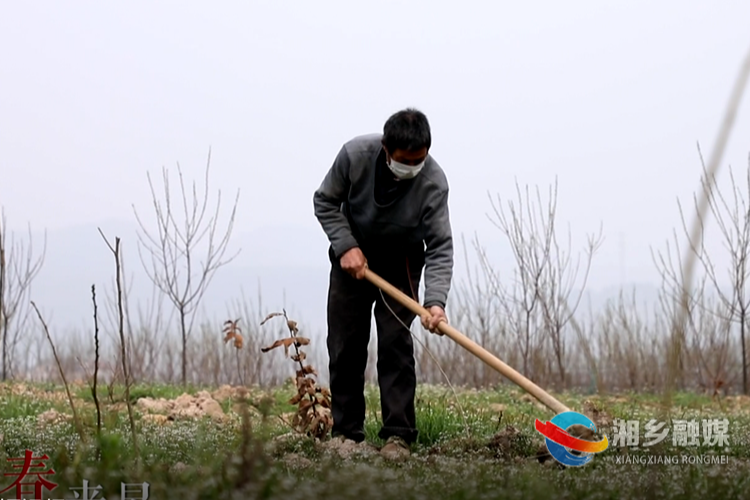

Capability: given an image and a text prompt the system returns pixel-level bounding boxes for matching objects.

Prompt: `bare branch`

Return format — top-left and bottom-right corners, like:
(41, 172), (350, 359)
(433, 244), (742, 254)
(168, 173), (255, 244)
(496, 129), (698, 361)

(664, 42), (750, 409)
(0, 209), (47, 380)
(98, 229), (139, 457)
(30, 301), (85, 442)
(131, 149), (241, 385)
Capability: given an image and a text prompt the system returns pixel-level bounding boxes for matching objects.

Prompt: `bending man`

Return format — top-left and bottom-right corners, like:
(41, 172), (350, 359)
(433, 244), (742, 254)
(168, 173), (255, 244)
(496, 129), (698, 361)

(313, 108), (454, 460)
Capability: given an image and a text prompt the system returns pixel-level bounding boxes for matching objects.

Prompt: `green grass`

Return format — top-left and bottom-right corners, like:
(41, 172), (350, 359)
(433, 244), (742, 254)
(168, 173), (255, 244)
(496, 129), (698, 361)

(73, 380), (214, 404)
(1, 380), (749, 499)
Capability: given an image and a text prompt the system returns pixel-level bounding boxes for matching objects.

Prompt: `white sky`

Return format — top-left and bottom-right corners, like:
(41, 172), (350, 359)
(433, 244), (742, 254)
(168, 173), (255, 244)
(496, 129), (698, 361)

(2, 1), (750, 332)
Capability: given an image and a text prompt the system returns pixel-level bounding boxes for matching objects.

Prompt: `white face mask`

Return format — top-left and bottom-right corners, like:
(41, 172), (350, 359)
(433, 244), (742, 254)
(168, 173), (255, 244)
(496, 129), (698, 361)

(387, 157), (425, 180)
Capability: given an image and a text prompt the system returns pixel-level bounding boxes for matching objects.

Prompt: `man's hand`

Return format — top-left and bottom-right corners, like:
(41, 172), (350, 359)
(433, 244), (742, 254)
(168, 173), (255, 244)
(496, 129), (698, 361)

(340, 247), (367, 279)
(421, 305), (448, 335)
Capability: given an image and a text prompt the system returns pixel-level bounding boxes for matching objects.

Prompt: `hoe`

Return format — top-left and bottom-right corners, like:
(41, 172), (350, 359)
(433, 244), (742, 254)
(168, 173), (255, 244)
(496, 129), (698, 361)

(364, 268), (572, 415)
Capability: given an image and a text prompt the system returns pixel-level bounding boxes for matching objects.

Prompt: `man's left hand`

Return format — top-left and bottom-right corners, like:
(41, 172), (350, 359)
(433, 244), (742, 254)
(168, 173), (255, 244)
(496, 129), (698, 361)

(421, 306), (448, 335)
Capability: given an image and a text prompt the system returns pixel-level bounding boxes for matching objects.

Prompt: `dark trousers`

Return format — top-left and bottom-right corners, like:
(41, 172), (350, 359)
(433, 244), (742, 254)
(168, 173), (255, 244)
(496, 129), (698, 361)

(326, 246), (423, 444)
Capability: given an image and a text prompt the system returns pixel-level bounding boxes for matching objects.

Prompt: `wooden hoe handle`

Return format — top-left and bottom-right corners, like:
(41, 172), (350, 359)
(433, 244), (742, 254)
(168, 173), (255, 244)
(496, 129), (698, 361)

(364, 268), (571, 415)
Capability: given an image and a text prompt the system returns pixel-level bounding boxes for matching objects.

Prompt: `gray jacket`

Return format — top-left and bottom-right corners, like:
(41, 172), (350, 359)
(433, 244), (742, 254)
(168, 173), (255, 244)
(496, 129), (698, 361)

(313, 133), (453, 309)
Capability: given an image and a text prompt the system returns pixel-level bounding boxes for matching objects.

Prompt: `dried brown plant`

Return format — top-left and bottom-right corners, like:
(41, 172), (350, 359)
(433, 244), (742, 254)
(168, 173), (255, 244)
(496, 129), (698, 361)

(223, 318), (244, 384)
(223, 318), (244, 348)
(260, 310), (332, 439)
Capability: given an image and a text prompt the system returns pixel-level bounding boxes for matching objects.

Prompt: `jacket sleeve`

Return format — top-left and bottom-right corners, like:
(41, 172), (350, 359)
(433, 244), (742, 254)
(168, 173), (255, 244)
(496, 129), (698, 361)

(422, 188), (454, 309)
(313, 145), (360, 258)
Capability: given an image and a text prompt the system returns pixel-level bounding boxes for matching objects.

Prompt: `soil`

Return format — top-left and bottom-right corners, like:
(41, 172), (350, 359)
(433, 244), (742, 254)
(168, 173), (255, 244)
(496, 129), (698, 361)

(135, 385), (260, 423)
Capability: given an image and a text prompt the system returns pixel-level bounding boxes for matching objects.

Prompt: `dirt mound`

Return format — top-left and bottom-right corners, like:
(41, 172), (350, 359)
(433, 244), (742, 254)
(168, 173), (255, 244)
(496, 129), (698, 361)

(265, 431), (308, 456)
(582, 399), (613, 429)
(318, 437), (379, 459)
(37, 408), (72, 426)
(2, 382), (80, 403)
(136, 390), (228, 423)
(724, 394), (750, 407)
(211, 384), (251, 403)
(488, 425), (526, 457)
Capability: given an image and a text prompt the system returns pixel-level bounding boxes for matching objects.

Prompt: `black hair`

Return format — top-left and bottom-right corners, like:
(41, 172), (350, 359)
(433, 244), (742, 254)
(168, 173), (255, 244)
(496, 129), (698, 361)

(382, 108), (431, 153)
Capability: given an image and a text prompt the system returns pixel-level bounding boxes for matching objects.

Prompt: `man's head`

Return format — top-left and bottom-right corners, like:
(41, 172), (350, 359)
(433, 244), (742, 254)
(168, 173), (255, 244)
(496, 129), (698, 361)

(382, 108), (431, 179)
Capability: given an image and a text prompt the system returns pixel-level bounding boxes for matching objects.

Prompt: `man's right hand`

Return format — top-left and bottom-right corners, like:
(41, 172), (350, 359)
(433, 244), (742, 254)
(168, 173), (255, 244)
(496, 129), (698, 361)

(340, 247), (367, 279)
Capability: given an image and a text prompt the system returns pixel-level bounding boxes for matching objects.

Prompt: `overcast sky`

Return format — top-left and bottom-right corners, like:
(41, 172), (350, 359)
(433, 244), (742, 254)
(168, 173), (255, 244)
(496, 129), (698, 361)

(2, 1), (750, 334)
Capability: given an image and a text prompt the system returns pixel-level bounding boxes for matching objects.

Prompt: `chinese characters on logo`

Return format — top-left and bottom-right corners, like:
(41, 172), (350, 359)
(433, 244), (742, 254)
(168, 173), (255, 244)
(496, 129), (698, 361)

(0, 449), (150, 500)
(609, 418), (730, 448)
(0, 450), (57, 500)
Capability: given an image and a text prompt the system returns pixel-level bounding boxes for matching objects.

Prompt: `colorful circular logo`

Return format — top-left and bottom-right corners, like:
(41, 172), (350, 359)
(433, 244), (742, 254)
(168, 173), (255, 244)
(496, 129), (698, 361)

(535, 411), (609, 466)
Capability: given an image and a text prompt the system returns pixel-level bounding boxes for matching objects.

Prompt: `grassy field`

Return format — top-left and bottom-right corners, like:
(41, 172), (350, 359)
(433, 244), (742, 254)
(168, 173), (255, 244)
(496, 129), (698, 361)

(1, 380), (750, 500)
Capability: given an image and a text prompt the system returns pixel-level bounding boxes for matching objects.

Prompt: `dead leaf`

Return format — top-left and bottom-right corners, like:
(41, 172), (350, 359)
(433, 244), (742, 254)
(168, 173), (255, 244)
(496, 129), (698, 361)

(296, 365), (318, 379)
(287, 319), (298, 333)
(222, 319), (243, 350)
(260, 312), (285, 325)
(255, 310), (334, 439)
(299, 409), (313, 430)
(260, 337), (311, 357)
(310, 414), (322, 433)
(295, 376), (310, 390)
(297, 399), (314, 414)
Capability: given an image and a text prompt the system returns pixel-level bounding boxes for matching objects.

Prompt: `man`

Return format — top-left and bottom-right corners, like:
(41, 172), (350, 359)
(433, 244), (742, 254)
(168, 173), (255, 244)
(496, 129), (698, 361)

(313, 108), (454, 461)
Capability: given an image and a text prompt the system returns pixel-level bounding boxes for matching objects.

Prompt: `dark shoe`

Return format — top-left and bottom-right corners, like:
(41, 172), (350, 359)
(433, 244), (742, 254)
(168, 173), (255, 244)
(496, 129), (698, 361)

(380, 436), (410, 462)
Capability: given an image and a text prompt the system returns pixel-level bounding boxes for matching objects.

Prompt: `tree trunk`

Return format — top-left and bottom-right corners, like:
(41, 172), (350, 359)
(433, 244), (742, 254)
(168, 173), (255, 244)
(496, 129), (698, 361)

(741, 311), (747, 395)
(0, 226), (5, 381)
(180, 307), (187, 386)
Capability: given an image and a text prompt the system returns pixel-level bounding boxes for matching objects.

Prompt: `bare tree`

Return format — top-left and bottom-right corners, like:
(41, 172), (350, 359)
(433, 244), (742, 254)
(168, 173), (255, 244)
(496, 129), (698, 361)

(443, 234), (510, 387)
(479, 178), (602, 388)
(478, 182), (549, 381)
(133, 149), (240, 385)
(0, 208), (46, 380)
(662, 43), (750, 409)
(660, 149), (750, 394)
(652, 232), (715, 392)
(98, 229), (138, 457)
(100, 241), (145, 385)
(128, 278), (174, 382)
